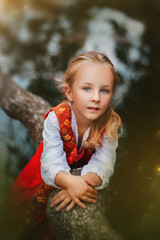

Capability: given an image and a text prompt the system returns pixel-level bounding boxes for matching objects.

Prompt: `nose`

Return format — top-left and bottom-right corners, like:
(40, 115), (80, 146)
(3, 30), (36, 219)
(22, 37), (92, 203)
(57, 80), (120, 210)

(91, 90), (100, 102)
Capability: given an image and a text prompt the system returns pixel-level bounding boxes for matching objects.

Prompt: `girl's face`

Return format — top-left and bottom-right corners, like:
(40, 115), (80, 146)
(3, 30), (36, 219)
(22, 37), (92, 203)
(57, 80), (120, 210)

(65, 63), (114, 128)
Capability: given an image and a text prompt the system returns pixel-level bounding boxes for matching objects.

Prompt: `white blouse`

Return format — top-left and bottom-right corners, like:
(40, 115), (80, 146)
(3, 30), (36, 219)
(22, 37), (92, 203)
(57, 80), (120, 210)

(40, 103), (118, 190)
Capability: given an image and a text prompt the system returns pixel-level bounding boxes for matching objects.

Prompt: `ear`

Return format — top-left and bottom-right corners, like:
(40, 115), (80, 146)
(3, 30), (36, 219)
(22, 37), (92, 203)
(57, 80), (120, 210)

(64, 86), (73, 102)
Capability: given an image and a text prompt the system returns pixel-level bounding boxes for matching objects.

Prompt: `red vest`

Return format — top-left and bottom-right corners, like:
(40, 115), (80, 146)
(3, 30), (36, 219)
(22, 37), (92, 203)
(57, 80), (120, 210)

(45, 101), (95, 167)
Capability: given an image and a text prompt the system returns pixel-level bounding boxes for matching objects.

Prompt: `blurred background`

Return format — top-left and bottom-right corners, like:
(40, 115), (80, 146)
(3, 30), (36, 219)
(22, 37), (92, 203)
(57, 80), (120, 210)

(0, 0), (160, 239)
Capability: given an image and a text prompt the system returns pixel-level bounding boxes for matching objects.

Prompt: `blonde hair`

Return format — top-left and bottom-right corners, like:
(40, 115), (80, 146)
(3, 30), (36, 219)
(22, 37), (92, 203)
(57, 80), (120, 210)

(56, 51), (122, 147)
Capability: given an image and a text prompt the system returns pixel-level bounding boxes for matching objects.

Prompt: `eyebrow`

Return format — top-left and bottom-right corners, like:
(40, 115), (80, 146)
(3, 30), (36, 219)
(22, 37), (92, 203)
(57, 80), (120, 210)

(82, 82), (112, 88)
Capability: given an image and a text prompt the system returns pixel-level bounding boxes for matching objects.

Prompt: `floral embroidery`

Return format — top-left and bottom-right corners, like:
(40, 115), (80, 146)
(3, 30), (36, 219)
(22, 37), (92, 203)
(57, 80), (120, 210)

(52, 101), (94, 166)
(19, 181), (53, 233)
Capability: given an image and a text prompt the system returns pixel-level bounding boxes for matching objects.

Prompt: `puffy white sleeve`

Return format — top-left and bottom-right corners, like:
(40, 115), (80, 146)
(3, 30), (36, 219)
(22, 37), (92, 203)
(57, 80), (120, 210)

(40, 111), (71, 187)
(81, 133), (118, 190)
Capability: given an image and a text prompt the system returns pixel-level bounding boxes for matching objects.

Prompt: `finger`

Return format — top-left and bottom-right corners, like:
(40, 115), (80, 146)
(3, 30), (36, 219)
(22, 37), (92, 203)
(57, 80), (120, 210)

(51, 189), (66, 202)
(51, 192), (63, 202)
(51, 195), (64, 206)
(87, 186), (98, 195)
(73, 198), (86, 209)
(80, 195), (96, 203)
(51, 192), (67, 207)
(85, 192), (97, 199)
(56, 197), (71, 212)
(66, 201), (75, 211)
(51, 195), (67, 207)
(85, 179), (96, 187)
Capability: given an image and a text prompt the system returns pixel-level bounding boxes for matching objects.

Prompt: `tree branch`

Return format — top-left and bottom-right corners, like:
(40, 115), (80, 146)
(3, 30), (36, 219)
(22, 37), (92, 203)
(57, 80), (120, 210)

(0, 70), (51, 147)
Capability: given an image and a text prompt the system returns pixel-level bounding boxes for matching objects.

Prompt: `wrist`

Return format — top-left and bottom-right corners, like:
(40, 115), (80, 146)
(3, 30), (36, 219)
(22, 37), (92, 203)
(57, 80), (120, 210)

(55, 171), (77, 189)
(82, 173), (102, 187)
(64, 174), (76, 188)
(55, 171), (71, 188)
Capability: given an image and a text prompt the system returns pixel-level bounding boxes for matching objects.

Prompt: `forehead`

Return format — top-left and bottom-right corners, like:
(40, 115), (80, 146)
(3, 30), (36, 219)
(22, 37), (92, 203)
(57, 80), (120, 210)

(74, 63), (114, 86)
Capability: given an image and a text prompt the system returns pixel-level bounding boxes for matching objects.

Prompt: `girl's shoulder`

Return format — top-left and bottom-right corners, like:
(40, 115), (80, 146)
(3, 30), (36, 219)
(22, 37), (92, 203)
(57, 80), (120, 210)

(44, 101), (70, 120)
(44, 101), (73, 134)
(44, 111), (59, 132)
(101, 131), (118, 150)
(51, 101), (71, 114)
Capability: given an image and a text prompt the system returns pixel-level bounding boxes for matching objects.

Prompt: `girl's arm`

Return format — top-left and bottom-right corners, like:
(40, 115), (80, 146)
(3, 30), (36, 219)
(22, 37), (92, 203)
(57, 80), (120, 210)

(54, 171), (97, 210)
(41, 111), (71, 187)
(81, 133), (118, 190)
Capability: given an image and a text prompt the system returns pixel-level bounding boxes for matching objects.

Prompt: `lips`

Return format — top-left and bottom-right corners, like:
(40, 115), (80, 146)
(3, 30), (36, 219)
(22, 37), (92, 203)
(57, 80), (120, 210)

(87, 107), (100, 110)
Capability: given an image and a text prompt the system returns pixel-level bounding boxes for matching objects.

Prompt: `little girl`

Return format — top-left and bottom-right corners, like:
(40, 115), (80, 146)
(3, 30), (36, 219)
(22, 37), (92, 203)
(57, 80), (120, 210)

(3, 51), (122, 239)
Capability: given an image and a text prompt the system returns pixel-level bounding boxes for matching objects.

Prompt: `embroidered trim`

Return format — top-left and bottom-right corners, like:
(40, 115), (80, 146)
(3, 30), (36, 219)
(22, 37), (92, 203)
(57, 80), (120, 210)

(52, 101), (93, 165)
(19, 181), (53, 232)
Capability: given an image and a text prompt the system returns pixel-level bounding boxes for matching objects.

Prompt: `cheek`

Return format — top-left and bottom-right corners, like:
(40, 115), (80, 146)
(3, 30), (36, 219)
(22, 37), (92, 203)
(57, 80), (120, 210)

(103, 94), (112, 106)
(108, 95), (113, 102)
(77, 90), (90, 99)
(74, 91), (87, 103)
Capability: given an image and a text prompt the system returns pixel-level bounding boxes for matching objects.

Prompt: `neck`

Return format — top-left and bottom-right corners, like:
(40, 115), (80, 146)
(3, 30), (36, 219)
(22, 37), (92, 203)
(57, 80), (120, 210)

(76, 118), (91, 138)
(71, 103), (92, 137)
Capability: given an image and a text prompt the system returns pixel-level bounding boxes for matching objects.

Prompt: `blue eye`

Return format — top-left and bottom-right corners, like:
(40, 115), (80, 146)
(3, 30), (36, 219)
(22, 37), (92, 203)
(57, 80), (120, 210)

(83, 87), (90, 91)
(101, 89), (108, 93)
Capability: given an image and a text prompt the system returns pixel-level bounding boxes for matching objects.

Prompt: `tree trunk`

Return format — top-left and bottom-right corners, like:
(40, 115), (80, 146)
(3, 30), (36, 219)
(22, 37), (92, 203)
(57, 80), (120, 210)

(0, 70), (124, 240)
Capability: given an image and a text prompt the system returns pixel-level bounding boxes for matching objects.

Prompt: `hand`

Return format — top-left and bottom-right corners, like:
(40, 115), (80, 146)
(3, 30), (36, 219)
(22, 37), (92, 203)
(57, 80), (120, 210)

(50, 181), (97, 211)
(54, 172), (98, 211)
(82, 172), (102, 187)
(50, 188), (74, 212)
(66, 175), (98, 209)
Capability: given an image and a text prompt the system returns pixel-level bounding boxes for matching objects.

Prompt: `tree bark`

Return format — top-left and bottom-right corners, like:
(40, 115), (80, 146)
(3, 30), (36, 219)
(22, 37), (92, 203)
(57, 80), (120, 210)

(0, 70), (124, 240)
(0, 69), (51, 148)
